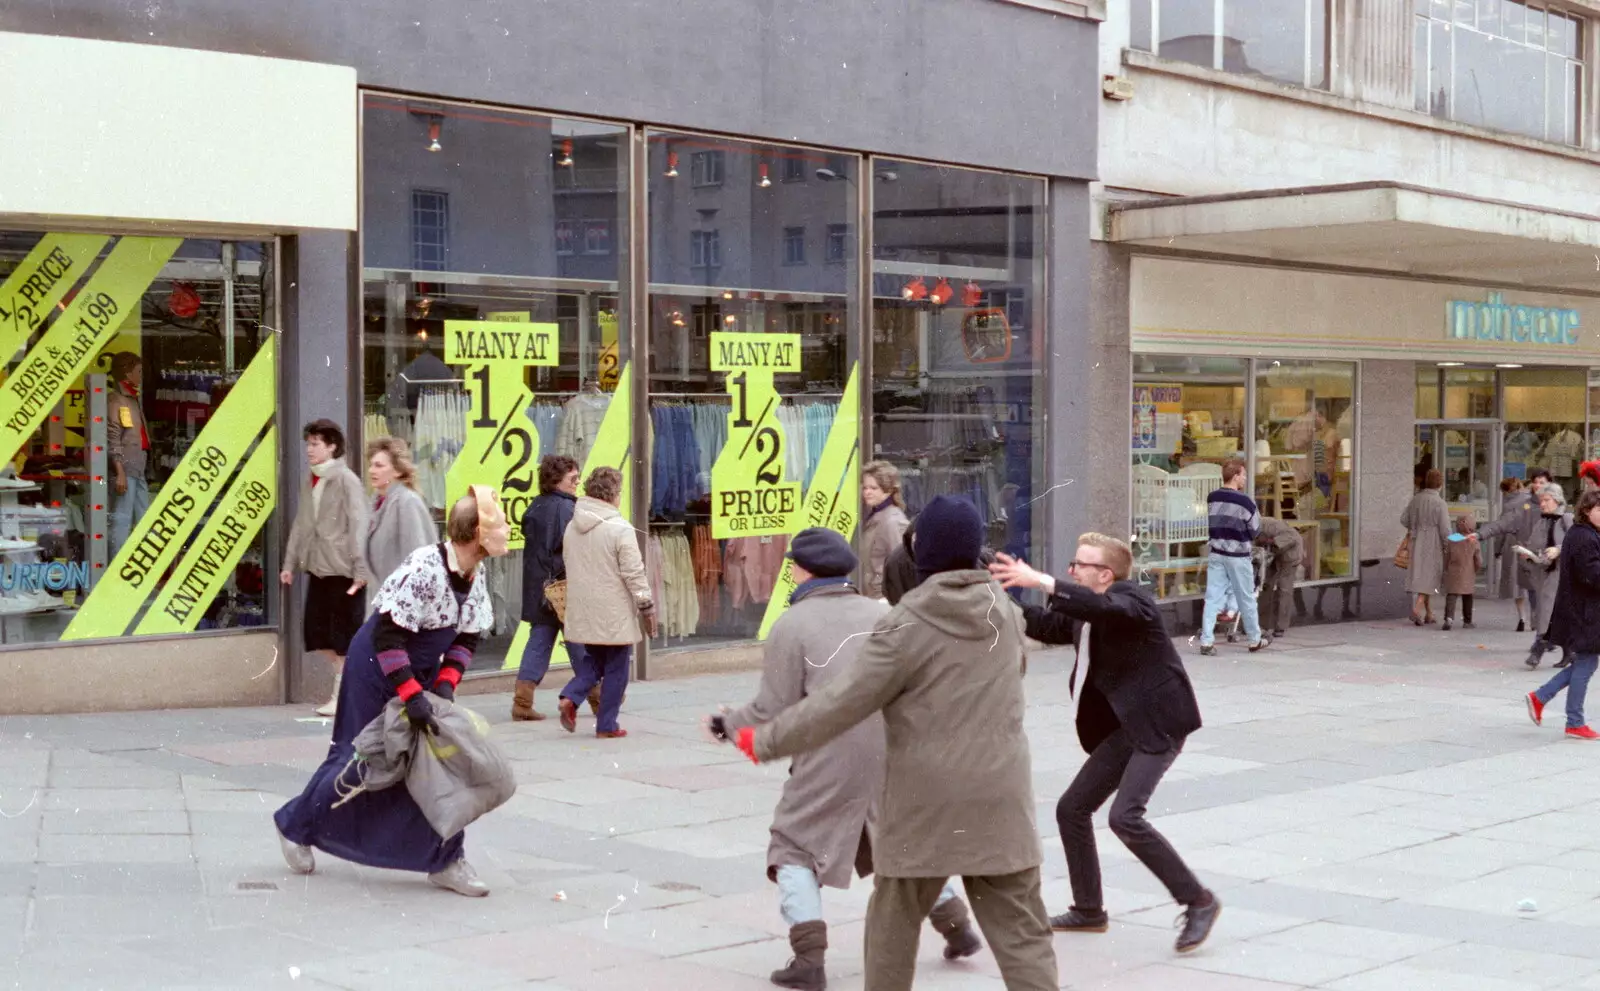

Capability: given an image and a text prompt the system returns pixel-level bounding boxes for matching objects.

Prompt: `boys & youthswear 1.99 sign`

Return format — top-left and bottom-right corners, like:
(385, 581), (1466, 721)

(709, 332), (801, 539)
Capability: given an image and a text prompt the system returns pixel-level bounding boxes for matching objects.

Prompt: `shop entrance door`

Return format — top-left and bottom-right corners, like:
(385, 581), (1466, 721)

(1415, 421), (1500, 589)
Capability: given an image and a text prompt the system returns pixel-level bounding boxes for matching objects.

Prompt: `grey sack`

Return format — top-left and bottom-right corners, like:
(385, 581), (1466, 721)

(343, 694), (517, 839)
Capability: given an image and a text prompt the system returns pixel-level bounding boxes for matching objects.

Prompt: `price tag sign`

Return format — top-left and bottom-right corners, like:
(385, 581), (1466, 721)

(597, 311), (621, 393)
(443, 319), (558, 366)
(709, 332), (802, 538)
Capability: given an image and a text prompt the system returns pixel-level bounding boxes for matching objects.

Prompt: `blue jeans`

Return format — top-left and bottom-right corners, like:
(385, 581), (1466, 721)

(775, 864), (959, 926)
(517, 622), (586, 684)
(561, 643), (630, 733)
(1535, 653), (1599, 729)
(1200, 554), (1261, 647)
(109, 474), (150, 558)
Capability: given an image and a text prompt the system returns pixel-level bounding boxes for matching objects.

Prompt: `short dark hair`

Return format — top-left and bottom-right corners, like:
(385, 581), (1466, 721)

(1221, 459), (1247, 485)
(446, 494), (478, 543)
(302, 419), (345, 459)
(109, 351), (142, 380)
(1501, 478), (1521, 493)
(1577, 489), (1600, 524)
(1530, 467), (1553, 483)
(584, 466), (622, 504)
(538, 454), (581, 495)
(1424, 468), (1444, 490)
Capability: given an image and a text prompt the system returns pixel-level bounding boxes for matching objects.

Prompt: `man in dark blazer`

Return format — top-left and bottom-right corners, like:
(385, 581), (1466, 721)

(990, 533), (1220, 954)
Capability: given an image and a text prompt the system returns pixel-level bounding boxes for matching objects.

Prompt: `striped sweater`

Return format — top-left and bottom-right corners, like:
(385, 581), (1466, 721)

(1208, 487), (1261, 558)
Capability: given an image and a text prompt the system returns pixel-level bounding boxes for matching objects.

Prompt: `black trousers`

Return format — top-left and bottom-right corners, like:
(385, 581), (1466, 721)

(1444, 593), (1473, 623)
(1056, 729), (1204, 912)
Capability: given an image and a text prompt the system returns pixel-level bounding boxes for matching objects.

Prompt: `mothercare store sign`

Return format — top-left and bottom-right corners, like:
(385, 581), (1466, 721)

(1131, 259), (1600, 363)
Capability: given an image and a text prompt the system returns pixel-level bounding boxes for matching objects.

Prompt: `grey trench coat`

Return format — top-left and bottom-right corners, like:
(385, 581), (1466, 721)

(1478, 492), (1539, 597)
(724, 584), (889, 888)
(1401, 488), (1451, 595)
(1522, 512), (1571, 635)
(754, 570), (1040, 879)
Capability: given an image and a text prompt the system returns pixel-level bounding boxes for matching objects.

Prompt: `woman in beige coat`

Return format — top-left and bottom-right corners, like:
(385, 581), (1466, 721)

(859, 460), (909, 601)
(1401, 468), (1451, 625)
(556, 467), (656, 738)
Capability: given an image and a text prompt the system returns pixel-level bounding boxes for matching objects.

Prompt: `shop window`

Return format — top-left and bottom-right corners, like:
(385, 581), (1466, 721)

(1254, 360), (1356, 581)
(1129, 0), (1331, 90)
(362, 94), (631, 672)
(1130, 356), (1247, 600)
(647, 131), (859, 649)
(871, 160), (1046, 570)
(1443, 366), (1497, 418)
(1416, 364), (1442, 418)
(825, 224), (849, 264)
(690, 150), (725, 187)
(1503, 366), (1587, 492)
(1589, 368), (1600, 460)
(1414, 1), (1585, 146)
(783, 227), (806, 266)
(782, 156), (807, 183)
(410, 190), (449, 272)
(0, 232), (277, 645)
(690, 230), (722, 268)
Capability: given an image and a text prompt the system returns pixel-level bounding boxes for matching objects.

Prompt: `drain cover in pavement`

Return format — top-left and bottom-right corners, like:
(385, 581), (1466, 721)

(654, 881), (700, 892)
(234, 881), (280, 892)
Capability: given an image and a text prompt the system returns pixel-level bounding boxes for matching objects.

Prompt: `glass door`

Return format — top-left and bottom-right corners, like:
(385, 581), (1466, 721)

(1415, 421), (1499, 589)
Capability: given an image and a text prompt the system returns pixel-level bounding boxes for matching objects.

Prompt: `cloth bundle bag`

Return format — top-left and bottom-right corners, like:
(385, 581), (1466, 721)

(1393, 532), (1411, 570)
(341, 695), (517, 839)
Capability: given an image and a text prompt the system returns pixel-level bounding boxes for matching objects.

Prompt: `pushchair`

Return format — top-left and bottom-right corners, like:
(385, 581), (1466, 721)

(1216, 546), (1270, 644)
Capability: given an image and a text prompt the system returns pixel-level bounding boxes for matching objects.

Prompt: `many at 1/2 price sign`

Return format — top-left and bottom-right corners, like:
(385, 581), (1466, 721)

(443, 318), (559, 549)
(710, 332), (802, 538)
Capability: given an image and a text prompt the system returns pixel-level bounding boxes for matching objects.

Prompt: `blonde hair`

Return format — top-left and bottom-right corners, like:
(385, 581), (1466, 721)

(1078, 532), (1133, 581)
(365, 436), (420, 492)
(862, 460), (905, 510)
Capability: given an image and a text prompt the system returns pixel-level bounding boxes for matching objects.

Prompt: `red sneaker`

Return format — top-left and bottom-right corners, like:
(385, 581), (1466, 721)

(558, 698), (577, 734)
(1567, 725), (1599, 740)
(596, 728), (628, 739)
(1527, 692), (1544, 726)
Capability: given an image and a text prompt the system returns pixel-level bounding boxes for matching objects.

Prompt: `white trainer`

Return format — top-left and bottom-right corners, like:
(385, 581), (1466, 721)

(277, 828), (314, 875)
(429, 859), (490, 897)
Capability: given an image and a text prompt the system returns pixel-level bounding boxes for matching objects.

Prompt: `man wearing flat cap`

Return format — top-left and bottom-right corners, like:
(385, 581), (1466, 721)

(709, 526), (981, 990)
(727, 500), (1056, 991)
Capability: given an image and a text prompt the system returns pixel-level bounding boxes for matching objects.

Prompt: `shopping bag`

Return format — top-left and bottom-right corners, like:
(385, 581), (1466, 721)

(543, 579), (568, 622)
(1393, 533), (1411, 570)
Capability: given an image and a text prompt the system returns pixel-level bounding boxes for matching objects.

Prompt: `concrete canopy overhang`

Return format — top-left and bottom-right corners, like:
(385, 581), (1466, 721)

(1109, 182), (1600, 294)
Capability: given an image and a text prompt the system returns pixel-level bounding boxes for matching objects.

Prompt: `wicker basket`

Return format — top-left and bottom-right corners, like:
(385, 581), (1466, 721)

(543, 579), (568, 622)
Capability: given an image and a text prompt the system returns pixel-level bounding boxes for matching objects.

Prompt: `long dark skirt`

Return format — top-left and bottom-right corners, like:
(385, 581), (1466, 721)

(274, 616), (463, 873)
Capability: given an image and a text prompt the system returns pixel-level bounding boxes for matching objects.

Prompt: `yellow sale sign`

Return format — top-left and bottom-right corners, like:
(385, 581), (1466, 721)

(709, 333), (802, 539)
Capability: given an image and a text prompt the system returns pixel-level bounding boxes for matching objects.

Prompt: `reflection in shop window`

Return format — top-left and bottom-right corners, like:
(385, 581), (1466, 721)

(1413, 1), (1585, 146)
(410, 189), (449, 271)
(1254, 360), (1356, 581)
(1503, 367), (1587, 494)
(1129, 0), (1331, 90)
(362, 94), (631, 673)
(825, 224), (849, 264)
(0, 232), (277, 644)
(783, 227), (806, 266)
(1130, 356), (1246, 600)
(782, 156), (807, 183)
(690, 150), (726, 187)
(690, 230), (722, 269)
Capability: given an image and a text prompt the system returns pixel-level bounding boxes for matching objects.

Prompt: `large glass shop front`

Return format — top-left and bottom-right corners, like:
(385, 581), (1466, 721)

(0, 232), (278, 644)
(1131, 357), (1357, 603)
(360, 94), (1047, 671)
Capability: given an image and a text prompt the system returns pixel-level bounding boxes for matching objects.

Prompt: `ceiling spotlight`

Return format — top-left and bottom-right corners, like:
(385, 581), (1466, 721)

(901, 277), (927, 301)
(558, 139), (574, 167)
(758, 163), (772, 188)
(1495, 363), (1523, 369)
(929, 278), (954, 307)
(1436, 361), (1465, 367)
(665, 151), (679, 178)
(723, 314), (737, 326)
(722, 290), (734, 300)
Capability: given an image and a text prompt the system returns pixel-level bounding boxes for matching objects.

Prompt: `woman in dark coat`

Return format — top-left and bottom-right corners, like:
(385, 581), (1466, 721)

(513, 455), (586, 721)
(275, 488), (510, 894)
(1525, 489), (1600, 740)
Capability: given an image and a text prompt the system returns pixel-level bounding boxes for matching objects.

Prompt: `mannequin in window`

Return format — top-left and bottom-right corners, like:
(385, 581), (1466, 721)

(106, 351), (151, 556)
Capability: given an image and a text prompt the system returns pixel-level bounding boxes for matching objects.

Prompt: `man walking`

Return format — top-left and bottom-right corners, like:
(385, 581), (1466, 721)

(992, 534), (1221, 955)
(1200, 459), (1269, 655)
(1256, 515), (1304, 638)
(709, 527), (981, 990)
(731, 497), (1057, 991)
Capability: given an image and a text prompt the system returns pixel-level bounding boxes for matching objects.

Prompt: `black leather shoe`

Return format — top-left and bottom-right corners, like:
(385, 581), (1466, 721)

(1175, 893), (1221, 953)
(1049, 907), (1109, 933)
(941, 921), (983, 960)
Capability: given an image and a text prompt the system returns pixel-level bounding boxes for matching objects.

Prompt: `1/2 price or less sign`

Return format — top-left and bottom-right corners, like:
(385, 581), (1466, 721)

(443, 317), (559, 550)
(709, 332), (802, 538)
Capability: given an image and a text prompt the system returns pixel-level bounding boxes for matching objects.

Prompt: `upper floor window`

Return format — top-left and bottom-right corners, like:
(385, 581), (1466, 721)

(1130, 0), (1330, 90)
(410, 189), (448, 271)
(783, 226), (806, 266)
(690, 151), (725, 187)
(690, 229), (722, 268)
(1414, 1), (1584, 146)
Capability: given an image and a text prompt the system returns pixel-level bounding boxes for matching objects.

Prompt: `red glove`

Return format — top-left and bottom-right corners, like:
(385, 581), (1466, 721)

(735, 726), (760, 764)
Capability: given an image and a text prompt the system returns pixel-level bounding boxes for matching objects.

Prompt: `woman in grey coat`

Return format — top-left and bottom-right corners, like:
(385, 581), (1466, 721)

(1520, 482), (1571, 669)
(1401, 469), (1452, 625)
(364, 437), (436, 597)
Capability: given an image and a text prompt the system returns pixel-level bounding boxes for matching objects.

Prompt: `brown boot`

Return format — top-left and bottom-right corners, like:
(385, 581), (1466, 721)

(511, 680), (544, 721)
(586, 683), (602, 716)
(770, 920), (827, 990)
(928, 894), (983, 960)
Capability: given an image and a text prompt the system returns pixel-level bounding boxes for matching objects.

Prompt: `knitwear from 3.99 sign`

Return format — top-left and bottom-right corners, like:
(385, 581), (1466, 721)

(1207, 488), (1261, 558)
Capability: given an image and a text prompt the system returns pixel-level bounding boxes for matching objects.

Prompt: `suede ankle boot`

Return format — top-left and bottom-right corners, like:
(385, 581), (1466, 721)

(770, 920), (827, 990)
(927, 895), (984, 960)
(511, 681), (544, 721)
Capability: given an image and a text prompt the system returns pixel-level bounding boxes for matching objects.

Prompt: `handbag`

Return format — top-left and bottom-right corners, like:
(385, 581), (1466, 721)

(1393, 533), (1411, 570)
(543, 579), (567, 623)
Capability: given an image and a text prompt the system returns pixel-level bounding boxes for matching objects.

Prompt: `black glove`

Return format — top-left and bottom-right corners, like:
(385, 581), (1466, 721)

(709, 715), (728, 741)
(404, 692), (441, 735)
(432, 679), (456, 702)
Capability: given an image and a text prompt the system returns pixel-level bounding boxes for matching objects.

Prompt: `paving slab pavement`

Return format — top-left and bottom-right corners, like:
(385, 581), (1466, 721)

(2, 599), (1597, 990)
